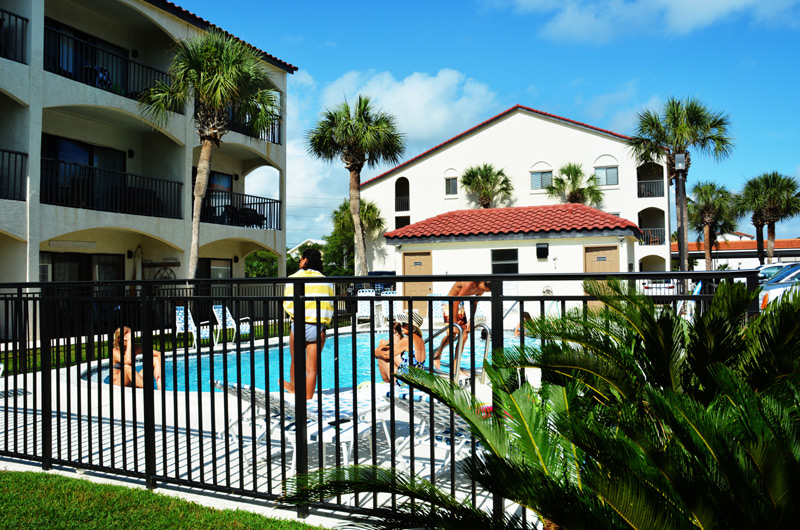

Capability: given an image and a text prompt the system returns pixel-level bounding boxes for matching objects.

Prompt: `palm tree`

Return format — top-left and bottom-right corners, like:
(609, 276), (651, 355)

(138, 30), (280, 279)
(331, 198), (386, 236)
(757, 172), (800, 263)
(546, 162), (603, 206)
(687, 181), (736, 271)
(306, 96), (405, 276)
(460, 163), (514, 208)
(627, 97), (734, 272)
(734, 177), (769, 265)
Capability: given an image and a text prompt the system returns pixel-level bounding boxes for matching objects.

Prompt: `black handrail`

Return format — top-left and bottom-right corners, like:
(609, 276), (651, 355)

(200, 189), (281, 230)
(40, 158), (182, 219)
(0, 148), (27, 201)
(0, 8), (28, 64)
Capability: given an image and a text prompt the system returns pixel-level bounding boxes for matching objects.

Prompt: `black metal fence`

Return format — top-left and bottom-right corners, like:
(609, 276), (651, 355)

(0, 8), (27, 64)
(0, 148), (27, 201)
(43, 26), (174, 104)
(0, 270), (759, 520)
(201, 190), (281, 230)
(40, 158), (182, 219)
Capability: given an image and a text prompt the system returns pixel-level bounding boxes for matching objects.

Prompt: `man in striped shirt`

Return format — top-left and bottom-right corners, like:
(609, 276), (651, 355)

(282, 248), (334, 399)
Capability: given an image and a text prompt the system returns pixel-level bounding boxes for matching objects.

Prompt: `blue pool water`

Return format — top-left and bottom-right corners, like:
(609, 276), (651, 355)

(89, 331), (529, 392)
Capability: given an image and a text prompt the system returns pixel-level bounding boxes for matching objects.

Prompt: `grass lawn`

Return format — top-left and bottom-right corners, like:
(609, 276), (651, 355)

(0, 471), (329, 530)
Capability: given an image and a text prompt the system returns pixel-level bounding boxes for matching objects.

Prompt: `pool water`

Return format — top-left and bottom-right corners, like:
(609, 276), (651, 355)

(88, 330), (530, 392)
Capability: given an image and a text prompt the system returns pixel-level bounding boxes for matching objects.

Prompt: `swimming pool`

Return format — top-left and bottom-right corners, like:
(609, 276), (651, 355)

(86, 330), (530, 392)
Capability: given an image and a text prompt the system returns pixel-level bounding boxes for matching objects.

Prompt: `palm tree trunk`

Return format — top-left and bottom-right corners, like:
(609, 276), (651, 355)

(675, 173), (689, 272)
(189, 139), (214, 279)
(755, 222), (765, 265)
(704, 223), (712, 271)
(350, 168), (368, 276)
(767, 222), (776, 263)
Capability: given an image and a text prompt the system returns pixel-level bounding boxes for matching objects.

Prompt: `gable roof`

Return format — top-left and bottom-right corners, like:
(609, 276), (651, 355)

(362, 104), (630, 188)
(384, 204), (639, 242)
(144, 0), (298, 74)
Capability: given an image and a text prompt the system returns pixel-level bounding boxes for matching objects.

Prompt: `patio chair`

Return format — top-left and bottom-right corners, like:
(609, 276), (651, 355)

(380, 291), (403, 323)
(355, 289), (376, 330)
(174, 306), (211, 352)
(211, 304), (251, 345)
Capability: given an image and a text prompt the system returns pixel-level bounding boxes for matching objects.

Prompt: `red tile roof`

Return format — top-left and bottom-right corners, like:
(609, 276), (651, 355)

(671, 239), (800, 252)
(362, 105), (630, 187)
(144, 0), (298, 73)
(385, 204), (639, 240)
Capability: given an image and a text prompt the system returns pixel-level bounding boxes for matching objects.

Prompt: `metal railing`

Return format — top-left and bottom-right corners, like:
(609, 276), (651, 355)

(640, 227), (666, 245)
(0, 148), (27, 201)
(40, 158), (182, 219)
(0, 8), (27, 64)
(0, 271), (759, 520)
(227, 115), (282, 145)
(43, 26), (175, 105)
(395, 195), (409, 211)
(637, 179), (665, 198)
(200, 189), (281, 230)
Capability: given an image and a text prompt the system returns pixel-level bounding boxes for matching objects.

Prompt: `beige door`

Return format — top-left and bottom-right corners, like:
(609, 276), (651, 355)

(584, 246), (619, 308)
(402, 252), (432, 316)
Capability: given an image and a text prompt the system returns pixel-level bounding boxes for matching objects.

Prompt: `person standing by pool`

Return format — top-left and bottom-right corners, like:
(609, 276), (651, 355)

(111, 326), (162, 390)
(281, 248), (334, 400)
(433, 280), (491, 368)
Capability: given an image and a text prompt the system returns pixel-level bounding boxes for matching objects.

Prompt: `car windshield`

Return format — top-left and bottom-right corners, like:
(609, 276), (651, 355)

(765, 264), (800, 284)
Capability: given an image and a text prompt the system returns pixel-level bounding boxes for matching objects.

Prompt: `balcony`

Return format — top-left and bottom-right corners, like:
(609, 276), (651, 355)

(0, 8), (27, 64)
(200, 189), (280, 231)
(638, 179), (664, 198)
(228, 115), (282, 145)
(0, 148), (26, 201)
(40, 158), (182, 219)
(395, 195), (409, 211)
(640, 228), (666, 246)
(43, 26), (174, 104)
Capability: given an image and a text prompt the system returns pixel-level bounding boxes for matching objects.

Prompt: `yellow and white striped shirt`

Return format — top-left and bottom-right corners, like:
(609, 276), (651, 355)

(283, 269), (335, 326)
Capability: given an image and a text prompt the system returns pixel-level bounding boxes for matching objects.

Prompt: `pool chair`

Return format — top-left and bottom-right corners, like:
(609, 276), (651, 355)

(174, 306), (211, 352)
(355, 289), (376, 330)
(380, 291), (403, 324)
(211, 304), (251, 345)
(214, 381), (365, 474)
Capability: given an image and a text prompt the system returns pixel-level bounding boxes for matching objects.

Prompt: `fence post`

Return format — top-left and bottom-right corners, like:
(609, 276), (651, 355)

(292, 279), (309, 519)
(140, 283), (157, 490)
(39, 286), (53, 471)
(746, 271), (760, 318)
(489, 280), (504, 521)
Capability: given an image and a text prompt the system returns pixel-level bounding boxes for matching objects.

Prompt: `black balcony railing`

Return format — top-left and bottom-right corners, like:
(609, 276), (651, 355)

(43, 26), (175, 104)
(0, 148), (27, 201)
(640, 227), (666, 245)
(227, 115), (282, 144)
(200, 189), (280, 230)
(40, 158), (182, 219)
(0, 8), (27, 64)
(638, 179), (665, 198)
(395, 195), (409, 211)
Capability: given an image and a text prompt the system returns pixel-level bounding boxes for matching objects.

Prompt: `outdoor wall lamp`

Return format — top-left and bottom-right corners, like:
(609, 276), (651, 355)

(233, 256), (239, 263)
(126, 250), (133, 259)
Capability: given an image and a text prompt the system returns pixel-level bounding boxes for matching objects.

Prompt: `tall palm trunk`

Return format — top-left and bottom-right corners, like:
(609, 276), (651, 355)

(675, 174), (689, 272)
(766, 222), (776, 263)
(703, 222), (712, 271)
(349, 168), (368, 276)
(754, 220), (765, 265)
(189, 138), (214, 279)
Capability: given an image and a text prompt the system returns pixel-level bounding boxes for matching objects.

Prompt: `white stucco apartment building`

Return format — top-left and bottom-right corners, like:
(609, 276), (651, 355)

(360, 105), (671, 298)
(0, 0), (295, 287)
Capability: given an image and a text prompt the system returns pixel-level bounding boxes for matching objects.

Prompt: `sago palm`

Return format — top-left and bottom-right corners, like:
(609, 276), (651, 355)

(306, 95), (405, 276)
(546, 163), (603, 206)
(138, 29), (280, 279)
(627, 97), (734, 271)
(687, 181), (737, 271)
(460, 163), (514, 208)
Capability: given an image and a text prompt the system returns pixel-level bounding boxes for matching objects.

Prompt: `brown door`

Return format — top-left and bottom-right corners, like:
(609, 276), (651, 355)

(584, 246), (619, 308)
(402, 252), (432, 316)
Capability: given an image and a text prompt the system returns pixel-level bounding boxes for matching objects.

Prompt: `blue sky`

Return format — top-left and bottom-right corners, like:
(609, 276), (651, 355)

(186, 0), (800, 248)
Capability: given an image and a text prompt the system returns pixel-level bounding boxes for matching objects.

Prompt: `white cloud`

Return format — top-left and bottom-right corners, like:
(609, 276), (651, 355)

(607, 94), (662, 134)
(583, 80), (639, 121)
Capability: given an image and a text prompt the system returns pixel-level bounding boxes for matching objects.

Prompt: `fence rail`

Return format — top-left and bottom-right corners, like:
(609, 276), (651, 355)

(0, 8), (27, 64)
(0, 270), (759, 520)
(200, 189), (281, 230)
(0, 148), (27, 201)
(637, 179), (665, 198)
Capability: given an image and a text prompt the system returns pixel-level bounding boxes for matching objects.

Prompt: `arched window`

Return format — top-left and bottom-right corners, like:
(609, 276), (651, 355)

(395, 177), (409, 211)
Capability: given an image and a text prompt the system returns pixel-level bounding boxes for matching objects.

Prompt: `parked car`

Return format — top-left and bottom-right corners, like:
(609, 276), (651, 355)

(761, 262), (800, 285)
(760, 278), (800, 309)
(641, 278), (677, 296)
(757, 263), (793, 283)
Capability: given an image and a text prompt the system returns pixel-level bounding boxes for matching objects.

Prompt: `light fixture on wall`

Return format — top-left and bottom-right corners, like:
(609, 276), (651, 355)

(126, 250), (134, 259)
(127, 150), (134, 158)
(233, 256), (239, 263)
(618, 236), (625, 243)
(234, 173), (240, 181)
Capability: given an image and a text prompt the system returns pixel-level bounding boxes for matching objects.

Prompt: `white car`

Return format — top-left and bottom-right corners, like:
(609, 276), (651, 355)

(641, 279), (677, 296)
(759, 272), (800, 309)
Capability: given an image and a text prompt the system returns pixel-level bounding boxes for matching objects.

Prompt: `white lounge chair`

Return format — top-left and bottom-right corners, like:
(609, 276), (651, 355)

(355, 289), (376, 330)
(175, 306), (211, 352)
(211, 304), (251, 345)
(380, 291), (403, 323)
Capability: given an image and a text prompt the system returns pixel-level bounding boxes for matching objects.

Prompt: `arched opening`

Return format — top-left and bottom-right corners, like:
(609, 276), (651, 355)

(638, 207), (666, 246)
(636, 162), (664, 198)
(639, 254), (667, 272)
(395, 177), (409, 212)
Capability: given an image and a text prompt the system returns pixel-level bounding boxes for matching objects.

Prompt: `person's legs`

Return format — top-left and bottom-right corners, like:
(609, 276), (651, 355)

(280, 329), (297, 394)
(304, 332), (325, 400)
(152, 350), (162, 391)
(433, 328), (461, 369)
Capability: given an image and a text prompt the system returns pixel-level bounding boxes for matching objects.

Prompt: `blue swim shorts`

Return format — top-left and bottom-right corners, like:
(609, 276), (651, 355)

(291, 321), (326, 343)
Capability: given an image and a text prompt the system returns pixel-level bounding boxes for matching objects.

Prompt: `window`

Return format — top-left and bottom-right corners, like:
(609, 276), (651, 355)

(491, 249), (518, 274)
(445, 177), (458, 196)
(595, 166), (618, 186)
(530, 171), (553, 190)
(395, 216), (410, 229)
(395, 177), (410, 210)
